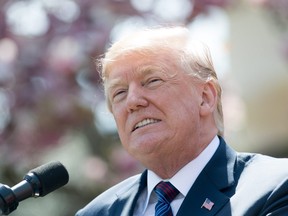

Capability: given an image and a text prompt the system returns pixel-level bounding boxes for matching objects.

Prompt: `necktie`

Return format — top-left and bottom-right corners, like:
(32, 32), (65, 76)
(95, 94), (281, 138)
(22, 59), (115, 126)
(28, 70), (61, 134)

(154, 181), (180, 216)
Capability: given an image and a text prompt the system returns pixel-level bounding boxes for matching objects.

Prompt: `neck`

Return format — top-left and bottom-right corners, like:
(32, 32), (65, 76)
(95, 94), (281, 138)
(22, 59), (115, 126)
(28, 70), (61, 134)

(145, 132), (218, 179)
(144, 146), (205, 179)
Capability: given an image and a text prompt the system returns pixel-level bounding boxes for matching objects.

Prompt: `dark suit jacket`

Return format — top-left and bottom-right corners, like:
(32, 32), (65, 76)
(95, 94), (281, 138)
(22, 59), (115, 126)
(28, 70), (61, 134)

(76, 137), (288, 215)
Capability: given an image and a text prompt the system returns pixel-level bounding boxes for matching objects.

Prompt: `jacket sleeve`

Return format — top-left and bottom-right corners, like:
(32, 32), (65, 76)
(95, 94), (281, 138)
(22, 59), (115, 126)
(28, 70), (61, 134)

(259, 178), (288, 216)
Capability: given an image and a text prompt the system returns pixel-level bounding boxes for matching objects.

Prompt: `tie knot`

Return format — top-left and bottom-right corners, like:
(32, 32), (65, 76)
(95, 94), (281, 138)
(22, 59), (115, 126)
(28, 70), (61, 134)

(154, 181), (179, 204)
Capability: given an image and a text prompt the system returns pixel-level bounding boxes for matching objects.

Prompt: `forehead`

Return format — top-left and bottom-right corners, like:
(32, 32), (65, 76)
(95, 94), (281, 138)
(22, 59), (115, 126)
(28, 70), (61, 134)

(105, 53), (177, 85)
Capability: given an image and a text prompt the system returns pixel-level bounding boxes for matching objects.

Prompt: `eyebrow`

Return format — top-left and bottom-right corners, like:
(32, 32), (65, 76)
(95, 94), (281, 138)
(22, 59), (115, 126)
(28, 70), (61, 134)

(135, 65), (166, 82)
(106, 65), (164, 93)
(105, 78), (126, 95)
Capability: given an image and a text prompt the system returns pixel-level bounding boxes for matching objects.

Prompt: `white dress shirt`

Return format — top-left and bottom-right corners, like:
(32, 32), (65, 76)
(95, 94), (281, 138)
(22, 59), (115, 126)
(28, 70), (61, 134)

(133, 136), (220, 216)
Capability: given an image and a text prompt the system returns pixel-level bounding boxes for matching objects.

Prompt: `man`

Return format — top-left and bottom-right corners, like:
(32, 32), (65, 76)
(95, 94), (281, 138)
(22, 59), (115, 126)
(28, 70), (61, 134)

(76, 26), (288, 215)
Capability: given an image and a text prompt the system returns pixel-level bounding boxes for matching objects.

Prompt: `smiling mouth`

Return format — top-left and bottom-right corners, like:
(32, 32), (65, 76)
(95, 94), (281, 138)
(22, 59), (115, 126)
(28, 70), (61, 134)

(132, 118), (160, 132)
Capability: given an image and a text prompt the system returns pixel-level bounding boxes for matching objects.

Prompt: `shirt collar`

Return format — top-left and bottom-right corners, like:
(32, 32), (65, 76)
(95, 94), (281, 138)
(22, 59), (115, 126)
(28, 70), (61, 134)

(144, 135), (220, 206)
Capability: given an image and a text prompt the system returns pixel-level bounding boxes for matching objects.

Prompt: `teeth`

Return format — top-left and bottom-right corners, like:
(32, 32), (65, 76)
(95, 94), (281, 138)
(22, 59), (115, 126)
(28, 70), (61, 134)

(134, 118), (159, 131)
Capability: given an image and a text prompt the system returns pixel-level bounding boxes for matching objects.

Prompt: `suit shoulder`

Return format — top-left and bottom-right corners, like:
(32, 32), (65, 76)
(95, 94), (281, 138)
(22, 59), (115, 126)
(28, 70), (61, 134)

(75, 174), (142, 216)
(233, 153), (288, 214)
(238, 153), (288, 181)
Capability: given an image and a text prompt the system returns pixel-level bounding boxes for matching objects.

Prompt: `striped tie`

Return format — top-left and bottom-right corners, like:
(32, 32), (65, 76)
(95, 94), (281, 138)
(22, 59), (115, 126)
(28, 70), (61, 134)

(154, 181), (180, 216)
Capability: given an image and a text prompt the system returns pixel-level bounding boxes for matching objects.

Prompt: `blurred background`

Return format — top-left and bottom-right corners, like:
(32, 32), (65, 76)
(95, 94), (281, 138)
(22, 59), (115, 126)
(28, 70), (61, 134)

(0, 0), (287, 215)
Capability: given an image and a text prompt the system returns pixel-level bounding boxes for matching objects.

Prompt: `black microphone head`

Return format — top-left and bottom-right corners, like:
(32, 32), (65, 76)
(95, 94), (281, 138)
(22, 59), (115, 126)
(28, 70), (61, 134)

(27, 161), (69, 197)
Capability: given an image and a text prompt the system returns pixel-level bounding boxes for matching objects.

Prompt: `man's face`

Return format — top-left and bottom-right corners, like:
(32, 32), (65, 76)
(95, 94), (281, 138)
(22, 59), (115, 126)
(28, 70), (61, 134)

(105, 53), (206, 165)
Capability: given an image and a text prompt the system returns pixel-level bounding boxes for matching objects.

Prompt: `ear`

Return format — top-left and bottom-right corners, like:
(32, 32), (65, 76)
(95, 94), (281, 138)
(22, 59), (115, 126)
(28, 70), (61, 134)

(199, 81), (217, 116)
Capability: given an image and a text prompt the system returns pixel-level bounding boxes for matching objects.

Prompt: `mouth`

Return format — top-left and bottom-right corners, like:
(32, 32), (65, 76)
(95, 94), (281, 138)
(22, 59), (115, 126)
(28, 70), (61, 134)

(132, 118), (161, 132)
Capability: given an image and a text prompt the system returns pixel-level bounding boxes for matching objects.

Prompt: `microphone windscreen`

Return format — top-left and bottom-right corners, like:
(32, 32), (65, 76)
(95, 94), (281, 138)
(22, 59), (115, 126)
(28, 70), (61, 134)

(28, 161), (69, 196)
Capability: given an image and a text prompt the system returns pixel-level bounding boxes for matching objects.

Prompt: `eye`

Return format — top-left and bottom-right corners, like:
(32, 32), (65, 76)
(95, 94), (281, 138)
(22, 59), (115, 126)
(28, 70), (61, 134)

(144, 77), (163, 87)
(112, 89), (127, 102)
(114, 89), (126, 97)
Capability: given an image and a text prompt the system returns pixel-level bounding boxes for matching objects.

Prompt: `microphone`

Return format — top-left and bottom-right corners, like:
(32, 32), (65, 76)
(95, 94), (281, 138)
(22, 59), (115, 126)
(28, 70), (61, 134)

(0, 161), (69, 215)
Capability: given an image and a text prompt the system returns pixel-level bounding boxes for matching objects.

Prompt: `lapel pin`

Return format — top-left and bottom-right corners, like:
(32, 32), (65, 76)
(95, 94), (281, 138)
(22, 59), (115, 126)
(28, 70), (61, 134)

(201, 198), (214, 211)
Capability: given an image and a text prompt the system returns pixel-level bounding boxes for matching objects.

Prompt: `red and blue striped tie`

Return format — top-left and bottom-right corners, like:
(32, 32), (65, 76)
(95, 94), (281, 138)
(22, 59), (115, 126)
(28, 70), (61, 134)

(154, 181), (179, 216)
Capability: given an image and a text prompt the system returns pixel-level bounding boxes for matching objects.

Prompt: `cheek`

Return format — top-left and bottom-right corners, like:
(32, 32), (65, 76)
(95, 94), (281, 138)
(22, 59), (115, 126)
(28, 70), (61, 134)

(114, 119), (128, 147)
(112, 101), (126, 118)
(168, 95), (201, 129)
(112, 107), (129, 139)
(112, 108), (125, 130)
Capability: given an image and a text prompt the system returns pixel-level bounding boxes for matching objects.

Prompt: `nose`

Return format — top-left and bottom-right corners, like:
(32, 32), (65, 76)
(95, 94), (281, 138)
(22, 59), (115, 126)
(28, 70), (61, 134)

(126, 85), (148, 113)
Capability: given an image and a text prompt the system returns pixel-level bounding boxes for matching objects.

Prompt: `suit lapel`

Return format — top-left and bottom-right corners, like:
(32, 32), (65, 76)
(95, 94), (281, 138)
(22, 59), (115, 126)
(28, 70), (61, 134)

(118, 170), (147, 216)
(177, 137), (237, 216)
(176, 172), (230, 215)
